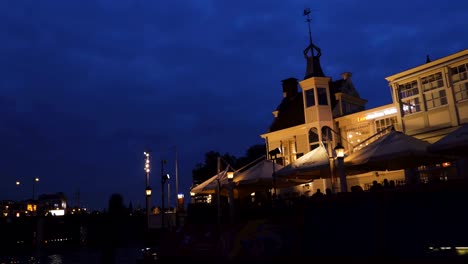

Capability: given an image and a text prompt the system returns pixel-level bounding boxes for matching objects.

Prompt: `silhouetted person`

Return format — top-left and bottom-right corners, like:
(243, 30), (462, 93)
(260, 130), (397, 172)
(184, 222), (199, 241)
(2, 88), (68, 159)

(325, 188), (332, 196)
(101, 193), (126, 264)
(369, 180), (383, 192)
(311, 188), (325, 199)
(389, 180), (396, 189)
(351, 185), (364, 192)
(383, 178), (390, 189)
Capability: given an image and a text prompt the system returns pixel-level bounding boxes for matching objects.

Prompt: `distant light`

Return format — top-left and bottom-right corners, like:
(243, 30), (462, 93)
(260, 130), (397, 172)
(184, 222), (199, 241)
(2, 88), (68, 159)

(49, 209), (65, 216)
(190, 192), (195, 197)
(16, 181), (20, 185)
(35, 178), (40, 182)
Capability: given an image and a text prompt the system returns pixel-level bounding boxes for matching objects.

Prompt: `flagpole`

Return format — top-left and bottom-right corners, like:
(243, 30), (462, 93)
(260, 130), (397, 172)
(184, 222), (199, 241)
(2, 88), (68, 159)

(175, 146), (179, 212)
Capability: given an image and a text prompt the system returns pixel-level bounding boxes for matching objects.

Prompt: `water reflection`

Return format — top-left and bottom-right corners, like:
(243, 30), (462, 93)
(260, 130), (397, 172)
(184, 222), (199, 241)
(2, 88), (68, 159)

(48, 254), (64, 264)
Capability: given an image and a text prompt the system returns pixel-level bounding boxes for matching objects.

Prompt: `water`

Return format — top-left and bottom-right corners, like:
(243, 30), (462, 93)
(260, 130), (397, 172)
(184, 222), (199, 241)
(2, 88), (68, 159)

(0, 247), (144, 264)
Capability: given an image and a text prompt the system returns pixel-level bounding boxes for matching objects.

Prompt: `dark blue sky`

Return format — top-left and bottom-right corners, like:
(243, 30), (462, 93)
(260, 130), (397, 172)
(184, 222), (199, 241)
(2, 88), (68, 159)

(1, 0), (467, 210)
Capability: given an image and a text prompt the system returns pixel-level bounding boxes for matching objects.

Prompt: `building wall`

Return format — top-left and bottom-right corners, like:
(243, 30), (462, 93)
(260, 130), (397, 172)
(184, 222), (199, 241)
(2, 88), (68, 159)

(334, 104), (399, 153)
(386, 49), (468, 142)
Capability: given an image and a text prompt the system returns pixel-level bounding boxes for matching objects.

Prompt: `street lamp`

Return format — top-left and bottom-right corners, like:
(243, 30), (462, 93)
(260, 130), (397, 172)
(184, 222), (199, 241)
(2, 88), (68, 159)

(227, 169), (235, 224)
(334, 143), (347, 192)
(144, 151), (151, 230)
(268, 147), (281, 197)
(161, 159), (169, 229)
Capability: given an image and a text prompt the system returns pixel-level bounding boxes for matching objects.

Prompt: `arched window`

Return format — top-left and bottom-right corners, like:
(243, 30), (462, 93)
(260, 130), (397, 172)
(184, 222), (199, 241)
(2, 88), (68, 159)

(309, 127), (319, 151)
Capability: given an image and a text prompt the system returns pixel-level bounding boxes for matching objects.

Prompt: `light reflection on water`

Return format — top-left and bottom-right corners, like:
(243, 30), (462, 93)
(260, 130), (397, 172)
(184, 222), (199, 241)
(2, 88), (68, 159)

(48, 254), (64, 264)
(0, 248), (142, 264)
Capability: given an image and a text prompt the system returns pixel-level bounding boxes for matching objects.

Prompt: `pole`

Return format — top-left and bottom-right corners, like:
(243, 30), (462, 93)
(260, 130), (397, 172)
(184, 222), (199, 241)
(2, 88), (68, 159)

(216, 157), (221, 225)
(228, 179), (235, 224)
(167, 183), (170, 210)
(161, 159), (166, 229)
(144, 152), (151, 231)
(272, 160), (277, 196)
(175, 146), (179, 210)
(338, 157), (347, 192)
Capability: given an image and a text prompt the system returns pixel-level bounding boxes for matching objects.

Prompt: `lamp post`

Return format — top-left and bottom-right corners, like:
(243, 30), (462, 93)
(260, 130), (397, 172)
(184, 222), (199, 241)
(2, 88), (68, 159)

(145, 186), (152, 229)
(144, 151), (151, 230)
(268, 148), (281, 197)
(227, 169), (235, 224)
(334, 143), (347, 193)
(161, 159), (169, 229)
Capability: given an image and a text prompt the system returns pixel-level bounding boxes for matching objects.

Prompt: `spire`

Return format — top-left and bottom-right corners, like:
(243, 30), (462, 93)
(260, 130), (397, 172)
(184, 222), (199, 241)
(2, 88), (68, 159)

(303, 8), (325, 79)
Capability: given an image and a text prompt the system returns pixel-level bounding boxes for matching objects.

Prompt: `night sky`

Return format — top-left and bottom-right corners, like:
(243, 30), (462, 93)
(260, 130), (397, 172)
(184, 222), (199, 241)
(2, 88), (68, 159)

(1, 1), (467, 210)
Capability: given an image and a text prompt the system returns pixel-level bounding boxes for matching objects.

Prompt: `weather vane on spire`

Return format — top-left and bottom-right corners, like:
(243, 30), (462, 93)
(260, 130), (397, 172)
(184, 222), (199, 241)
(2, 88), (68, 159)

(302, 7), (324, 79)
(303, 8), (313, 49)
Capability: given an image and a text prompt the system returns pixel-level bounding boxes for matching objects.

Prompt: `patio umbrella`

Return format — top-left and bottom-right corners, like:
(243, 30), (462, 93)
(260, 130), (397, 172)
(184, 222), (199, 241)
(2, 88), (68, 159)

(275, 143), (331, 181)
(428, 124), (468, 157)
(344, 129), (449, 172)
(233, 158), (285, 187)
(190, 169), (227, 194)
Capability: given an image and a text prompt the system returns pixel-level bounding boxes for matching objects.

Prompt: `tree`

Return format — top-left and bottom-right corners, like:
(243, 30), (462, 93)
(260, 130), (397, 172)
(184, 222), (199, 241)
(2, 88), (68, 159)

(192, 151), (237, 184)
(191, 143), (267, 185)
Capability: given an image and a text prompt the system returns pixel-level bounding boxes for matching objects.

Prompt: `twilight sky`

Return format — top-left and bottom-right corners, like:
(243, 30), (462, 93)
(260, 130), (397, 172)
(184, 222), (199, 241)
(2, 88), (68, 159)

(1, 0), (467, 210)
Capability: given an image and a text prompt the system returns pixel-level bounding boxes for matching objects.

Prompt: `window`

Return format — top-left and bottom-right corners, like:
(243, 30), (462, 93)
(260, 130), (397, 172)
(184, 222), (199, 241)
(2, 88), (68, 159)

(375, 117), (398, 133)
(309, 127), (319, 151)
(425, 90), (447, 109)
(454, 82), (468, 102)
(399, 80), (422, 115)
(317, 88), (328, 105)
(451, 64), (468, 102)
(402, 97), (421, 115)
(421, 72), (444, 91)
(399, 81), (419, 99)
(305, 89), (315, 107)
(282, 139), (297, 166)
(451, 64), (468, 83)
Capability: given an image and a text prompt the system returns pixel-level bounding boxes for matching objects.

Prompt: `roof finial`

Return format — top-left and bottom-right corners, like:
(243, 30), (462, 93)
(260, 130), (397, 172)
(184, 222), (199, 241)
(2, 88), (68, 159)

(426, 54), (431, 63)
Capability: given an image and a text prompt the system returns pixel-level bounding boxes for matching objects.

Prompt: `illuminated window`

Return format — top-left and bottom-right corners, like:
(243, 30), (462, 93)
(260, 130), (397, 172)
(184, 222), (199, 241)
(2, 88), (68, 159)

(399, 80), (422, 115)
(375, 117), (398, 133)
(282, 139), (297, 165)
(401, 97), (421, 115)
(305, 89), (315, 107)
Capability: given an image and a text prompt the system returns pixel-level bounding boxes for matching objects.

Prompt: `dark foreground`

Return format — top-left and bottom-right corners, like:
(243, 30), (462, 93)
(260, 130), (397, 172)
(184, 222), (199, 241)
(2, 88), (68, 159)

(2, 180), (468, 263)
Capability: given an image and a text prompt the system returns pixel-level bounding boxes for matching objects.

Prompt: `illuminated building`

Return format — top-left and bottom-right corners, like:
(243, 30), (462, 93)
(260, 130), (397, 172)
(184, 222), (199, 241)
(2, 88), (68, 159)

(261, 27), (467, 193)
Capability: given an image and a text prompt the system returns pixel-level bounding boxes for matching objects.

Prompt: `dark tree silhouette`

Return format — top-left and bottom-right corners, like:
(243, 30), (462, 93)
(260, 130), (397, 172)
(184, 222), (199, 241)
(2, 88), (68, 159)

(191, 143), (266, 185)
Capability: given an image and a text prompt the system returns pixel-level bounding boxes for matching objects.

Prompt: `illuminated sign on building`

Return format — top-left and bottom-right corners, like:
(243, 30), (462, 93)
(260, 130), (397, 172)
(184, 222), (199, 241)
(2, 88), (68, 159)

(357, 107), (397, 122)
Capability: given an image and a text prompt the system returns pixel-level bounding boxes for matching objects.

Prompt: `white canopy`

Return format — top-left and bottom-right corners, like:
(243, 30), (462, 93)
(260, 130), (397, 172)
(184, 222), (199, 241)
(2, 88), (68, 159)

(344, 129), (447, 172)
(190, 169), (227, 194)
(275, 143), (331, 180)
(428, 124), (468, 157)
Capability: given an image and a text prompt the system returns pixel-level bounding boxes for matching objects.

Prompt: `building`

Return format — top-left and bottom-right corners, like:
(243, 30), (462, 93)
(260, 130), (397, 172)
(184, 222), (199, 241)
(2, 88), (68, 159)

(260, 29), (467, 195)
(385, 49), (468, 180)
